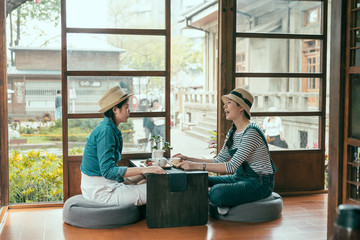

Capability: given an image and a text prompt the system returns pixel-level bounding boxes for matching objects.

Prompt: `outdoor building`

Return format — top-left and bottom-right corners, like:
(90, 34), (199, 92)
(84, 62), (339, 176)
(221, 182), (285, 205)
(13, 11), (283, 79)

(7, 47), (137, 119)
(175, 0), (328, 151)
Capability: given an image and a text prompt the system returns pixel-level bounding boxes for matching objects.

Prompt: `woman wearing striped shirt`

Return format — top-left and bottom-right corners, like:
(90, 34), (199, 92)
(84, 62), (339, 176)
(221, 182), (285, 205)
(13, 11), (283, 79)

(173, 88), (277, 209)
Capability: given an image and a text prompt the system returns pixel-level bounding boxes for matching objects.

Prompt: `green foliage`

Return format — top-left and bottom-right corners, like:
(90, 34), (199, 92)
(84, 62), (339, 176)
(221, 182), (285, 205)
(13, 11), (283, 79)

(208, 130), (217, 155)
(68, 118), (102, 131)
(14, 117), (136, 144)
(9, 149), (63, 203)
(70, 147), (84, 156)
(106, 1), (203, 77)
(7, 0), (61, 48)
(67, 119), (102, 142)
(171, 36), (204, 75)
(118, 119), (135, 143)
(16, 0), (61, 25)
(150, 135), (172, 151)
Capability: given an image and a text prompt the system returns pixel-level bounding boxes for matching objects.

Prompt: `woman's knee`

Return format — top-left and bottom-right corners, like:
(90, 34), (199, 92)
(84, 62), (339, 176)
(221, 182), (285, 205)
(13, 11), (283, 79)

(208, 185), (228, 207)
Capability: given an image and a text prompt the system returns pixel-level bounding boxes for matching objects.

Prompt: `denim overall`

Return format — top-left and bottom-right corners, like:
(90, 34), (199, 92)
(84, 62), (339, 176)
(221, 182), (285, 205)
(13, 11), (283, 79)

(208, 126), (278, 207)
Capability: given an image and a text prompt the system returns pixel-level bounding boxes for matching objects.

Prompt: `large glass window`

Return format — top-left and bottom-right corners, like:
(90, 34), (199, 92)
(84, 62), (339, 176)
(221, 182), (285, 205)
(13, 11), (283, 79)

(7, 0), (62, 204)
(231, 0), (327, 192)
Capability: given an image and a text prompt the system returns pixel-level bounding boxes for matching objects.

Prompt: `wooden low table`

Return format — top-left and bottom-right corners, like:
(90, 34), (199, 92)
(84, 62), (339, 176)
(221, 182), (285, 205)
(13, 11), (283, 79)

(130, 159), (209, 228)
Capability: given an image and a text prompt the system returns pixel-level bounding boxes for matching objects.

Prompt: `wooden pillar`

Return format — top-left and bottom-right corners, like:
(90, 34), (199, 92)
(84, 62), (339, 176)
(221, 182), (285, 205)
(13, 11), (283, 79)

(0, 0), (9, 206)
(328, 0), (347, 237)
(217, 0), (236, 152)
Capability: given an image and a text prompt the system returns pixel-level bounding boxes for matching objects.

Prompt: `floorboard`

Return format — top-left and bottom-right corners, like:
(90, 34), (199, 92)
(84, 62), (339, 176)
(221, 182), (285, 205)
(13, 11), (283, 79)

(0, 194), (328, 240)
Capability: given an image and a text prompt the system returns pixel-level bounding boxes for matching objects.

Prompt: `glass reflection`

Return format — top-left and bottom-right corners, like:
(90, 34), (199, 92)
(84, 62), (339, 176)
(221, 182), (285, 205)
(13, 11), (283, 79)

(67, 76), (165, 114)
(67, 34), (166, 71)
(66, 0), (165, 29)
(235, 77), (321, 112)
(235, 38), (322, 73)
(252, 116), (320, 150)
(351, 75), (360, 139)
(236, 0), (322, 34)
(68, 117), (164, 155)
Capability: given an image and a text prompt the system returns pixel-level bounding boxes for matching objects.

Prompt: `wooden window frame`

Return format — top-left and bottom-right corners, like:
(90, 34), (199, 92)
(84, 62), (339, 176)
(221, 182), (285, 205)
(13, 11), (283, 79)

(61, 0), (171, 200)
(219, 0), (328, 193)
(0, 0), (9, 206)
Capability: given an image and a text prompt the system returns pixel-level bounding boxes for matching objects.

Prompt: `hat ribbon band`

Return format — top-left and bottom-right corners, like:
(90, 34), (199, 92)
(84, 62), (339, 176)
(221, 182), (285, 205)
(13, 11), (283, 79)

(120, 94), (128, 100)
(230, 91), (252, 108)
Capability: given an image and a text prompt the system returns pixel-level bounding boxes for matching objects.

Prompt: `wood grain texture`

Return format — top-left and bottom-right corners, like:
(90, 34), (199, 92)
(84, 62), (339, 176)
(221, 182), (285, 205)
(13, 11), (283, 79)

(0, 0), (9, 207)
(271, 151), (324, 192)
(328, 0), (346, 236)
(146, 172), (208, 228)
(0, 194), (328, 240)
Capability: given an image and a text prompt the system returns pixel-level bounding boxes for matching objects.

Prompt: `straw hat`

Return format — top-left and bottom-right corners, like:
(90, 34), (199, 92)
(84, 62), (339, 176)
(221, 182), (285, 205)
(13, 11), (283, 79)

(98, 86), (133, 113)
(221, 88), (254, 118)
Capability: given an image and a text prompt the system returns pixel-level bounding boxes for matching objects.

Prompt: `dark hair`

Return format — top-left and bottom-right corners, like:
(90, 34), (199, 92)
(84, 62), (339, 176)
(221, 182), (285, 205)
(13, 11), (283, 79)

(225, 124), (237, 149)
(104, 99), (128, 123)
(56, 90), (61, 94)
(244, 111), (250, 120)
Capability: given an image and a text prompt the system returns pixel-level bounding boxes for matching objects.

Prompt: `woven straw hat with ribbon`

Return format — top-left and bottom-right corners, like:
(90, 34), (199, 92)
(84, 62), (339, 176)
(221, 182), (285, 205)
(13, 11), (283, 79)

(98, 86), (133, 113)
(221, 88), (254, 118)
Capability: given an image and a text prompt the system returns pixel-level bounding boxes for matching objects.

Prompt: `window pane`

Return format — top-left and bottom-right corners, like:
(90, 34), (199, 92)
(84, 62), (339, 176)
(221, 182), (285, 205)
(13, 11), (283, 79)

(67, 34), (166, 71)
(6, 0), (63, 204)
(252, 116), (320, 150)
(171, 90), (217, 158)
(236, 0), (322, 34)
(68, 117), (163, 155)
(352, 10), (360, 28)
(67, 76), (165, 113)
(236, 38), (322, 73)
(66, 0), (165, 29)
(235, 77), (321, 112)
(350, 74), (360, 139)
(350, 30), (360, 66)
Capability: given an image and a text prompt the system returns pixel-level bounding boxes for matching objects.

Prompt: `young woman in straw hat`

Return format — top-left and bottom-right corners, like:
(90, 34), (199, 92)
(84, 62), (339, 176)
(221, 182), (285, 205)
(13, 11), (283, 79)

(173, 88), (277, 212)
(80, 86), (166, 206)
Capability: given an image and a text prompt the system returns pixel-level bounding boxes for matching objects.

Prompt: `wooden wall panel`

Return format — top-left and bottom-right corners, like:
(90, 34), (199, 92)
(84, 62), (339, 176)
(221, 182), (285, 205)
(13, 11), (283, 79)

(68, 161), (82, 197)
(272, 151), (324, 192)
(67, 158), (131, 199)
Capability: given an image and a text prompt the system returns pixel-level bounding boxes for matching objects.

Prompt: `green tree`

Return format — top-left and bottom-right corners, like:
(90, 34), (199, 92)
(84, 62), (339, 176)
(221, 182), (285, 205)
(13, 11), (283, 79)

(106, 0), (203, 76)
(6, 0), (31, 16)
(7, 0), (61, 49)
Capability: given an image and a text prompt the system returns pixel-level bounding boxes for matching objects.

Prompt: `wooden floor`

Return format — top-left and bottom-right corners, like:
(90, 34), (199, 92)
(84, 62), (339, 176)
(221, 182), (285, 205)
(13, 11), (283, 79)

(0, 194), (328, 240)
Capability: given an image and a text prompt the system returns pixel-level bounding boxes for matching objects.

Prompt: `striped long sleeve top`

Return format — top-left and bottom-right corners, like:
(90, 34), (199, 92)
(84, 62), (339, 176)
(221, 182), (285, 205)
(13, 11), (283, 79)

(213, 122), (274, 175)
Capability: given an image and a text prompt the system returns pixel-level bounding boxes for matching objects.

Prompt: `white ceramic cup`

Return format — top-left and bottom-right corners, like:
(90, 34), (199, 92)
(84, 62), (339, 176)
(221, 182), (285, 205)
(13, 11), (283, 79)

(159, 158), (168, 167)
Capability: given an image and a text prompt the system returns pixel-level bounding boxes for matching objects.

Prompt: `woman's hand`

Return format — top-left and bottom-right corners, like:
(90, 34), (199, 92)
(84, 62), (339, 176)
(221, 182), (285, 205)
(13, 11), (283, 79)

(124, 174), (146, 185)
(178, 161), (200, 171)
(142, 166), (167, 175)
(172, 153), (187, 161)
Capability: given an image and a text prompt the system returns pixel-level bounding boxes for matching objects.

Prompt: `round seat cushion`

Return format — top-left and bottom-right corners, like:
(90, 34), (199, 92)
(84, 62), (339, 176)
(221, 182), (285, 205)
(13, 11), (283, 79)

(209, 192), (283, 222)
(63, 194), (143, 229)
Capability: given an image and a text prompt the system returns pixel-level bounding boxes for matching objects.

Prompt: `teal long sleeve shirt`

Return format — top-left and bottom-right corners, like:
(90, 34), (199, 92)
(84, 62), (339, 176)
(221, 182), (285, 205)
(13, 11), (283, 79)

(80, 117), (127, 182)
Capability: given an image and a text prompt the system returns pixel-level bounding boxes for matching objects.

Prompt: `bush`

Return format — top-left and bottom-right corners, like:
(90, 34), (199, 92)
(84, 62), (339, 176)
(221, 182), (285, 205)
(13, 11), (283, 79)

(9, 149), (63, 203)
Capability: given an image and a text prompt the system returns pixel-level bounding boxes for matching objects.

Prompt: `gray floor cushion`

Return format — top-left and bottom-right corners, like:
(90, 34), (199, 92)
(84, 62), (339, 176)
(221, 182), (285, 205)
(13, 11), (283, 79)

(209, 192), (283, 222)
(63, 194), (143, 229)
